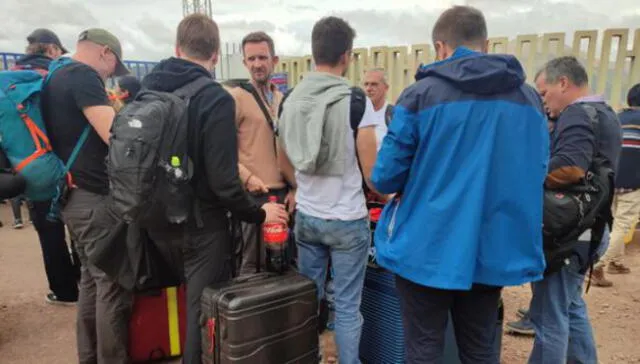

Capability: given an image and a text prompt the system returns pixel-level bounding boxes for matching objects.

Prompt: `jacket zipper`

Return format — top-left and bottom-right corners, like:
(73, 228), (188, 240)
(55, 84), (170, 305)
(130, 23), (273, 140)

(387, 199), (400, 237)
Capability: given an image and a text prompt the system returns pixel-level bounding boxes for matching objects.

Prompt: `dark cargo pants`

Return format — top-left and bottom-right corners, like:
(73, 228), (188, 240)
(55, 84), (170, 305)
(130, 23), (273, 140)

(62, 189), (133, 364)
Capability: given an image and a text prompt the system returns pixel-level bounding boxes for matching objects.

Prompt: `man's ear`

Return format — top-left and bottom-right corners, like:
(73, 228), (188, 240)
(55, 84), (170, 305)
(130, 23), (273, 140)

(210, 52), (219, 68)
(272, 55), (280, 66)
(482, 39), (489, 54)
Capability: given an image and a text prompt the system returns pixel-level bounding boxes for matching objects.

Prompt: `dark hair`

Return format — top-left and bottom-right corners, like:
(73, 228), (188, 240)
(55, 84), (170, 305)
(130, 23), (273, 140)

(627, 83), (640, 107)
(117, 75), (142, 104)
(432, 5), (487, 49)
(176, 13), (220, 61)
(311, 16), (356, 67)
(538, 56), (589, 87)
(242, 31), (276, 56)
(25, 42), (53, 56)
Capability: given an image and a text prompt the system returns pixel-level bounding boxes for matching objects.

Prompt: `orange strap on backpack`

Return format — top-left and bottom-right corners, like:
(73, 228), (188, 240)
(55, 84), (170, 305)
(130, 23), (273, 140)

(14, 105), (53, 172)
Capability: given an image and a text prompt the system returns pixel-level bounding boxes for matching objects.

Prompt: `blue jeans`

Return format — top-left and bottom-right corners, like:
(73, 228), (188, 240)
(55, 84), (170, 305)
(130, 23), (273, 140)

(528, 256), (597, 364)
(294, 211), (370, 364)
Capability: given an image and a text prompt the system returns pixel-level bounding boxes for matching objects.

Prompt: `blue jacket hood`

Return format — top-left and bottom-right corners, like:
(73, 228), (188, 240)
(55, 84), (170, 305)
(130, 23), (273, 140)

(415, 47), (525, 95)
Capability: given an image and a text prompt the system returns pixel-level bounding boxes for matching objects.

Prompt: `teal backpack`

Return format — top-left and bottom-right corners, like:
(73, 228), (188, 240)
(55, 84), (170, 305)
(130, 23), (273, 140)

(0, 57), (89, 205)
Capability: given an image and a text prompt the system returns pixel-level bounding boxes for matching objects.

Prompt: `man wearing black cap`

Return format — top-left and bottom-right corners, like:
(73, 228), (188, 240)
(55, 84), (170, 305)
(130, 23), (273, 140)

(41, 28), (131, 364)
(0, 29), (81, 309)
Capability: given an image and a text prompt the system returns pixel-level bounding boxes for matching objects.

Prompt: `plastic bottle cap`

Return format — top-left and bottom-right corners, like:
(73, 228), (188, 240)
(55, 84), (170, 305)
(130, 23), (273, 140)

(269, 195), (277, 203)
(171, 156), (181, 167)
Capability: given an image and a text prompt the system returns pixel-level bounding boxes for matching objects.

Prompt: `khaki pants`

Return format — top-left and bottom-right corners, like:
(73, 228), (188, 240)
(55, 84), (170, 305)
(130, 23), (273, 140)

(598, 189), (640, 267)
(62, 189), (133, 364)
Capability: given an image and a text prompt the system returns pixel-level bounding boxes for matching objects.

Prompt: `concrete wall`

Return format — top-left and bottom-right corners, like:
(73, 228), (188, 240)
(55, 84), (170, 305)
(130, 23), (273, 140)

(276, 28), (640, 109)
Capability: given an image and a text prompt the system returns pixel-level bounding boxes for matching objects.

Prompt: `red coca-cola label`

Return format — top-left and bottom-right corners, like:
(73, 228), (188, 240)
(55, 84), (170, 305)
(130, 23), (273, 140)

(263, 223), (288, 246)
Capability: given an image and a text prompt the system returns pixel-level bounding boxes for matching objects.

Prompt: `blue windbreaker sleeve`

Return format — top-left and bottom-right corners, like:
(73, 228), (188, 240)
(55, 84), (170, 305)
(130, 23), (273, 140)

(371, 88), (419, 194)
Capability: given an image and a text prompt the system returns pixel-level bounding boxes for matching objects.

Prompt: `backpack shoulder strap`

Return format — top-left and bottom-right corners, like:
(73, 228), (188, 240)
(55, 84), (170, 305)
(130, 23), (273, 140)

(277, 87), (294, 119)
(385, 104), (395, 126)
(173, 77), (212, 100)
(349, 86), (367, 135)
(578, 103), (601, 157)
(238, 82), (276, 133)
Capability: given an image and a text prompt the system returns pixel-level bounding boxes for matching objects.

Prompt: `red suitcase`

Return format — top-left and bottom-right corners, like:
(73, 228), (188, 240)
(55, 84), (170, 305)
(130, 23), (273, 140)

(129, 285), (187, 362)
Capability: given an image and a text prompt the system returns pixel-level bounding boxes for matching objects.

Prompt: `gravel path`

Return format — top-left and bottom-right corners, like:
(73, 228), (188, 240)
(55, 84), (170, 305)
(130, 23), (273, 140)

(1, 204), (639, 363)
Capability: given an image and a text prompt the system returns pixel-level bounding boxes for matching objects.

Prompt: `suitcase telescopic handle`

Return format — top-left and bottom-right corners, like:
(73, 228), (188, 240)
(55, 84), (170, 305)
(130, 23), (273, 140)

(256, 222), (261, 274)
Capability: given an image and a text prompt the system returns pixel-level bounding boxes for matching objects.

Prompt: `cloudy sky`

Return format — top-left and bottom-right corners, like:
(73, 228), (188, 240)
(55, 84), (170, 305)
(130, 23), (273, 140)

(0, 0), (638, 62)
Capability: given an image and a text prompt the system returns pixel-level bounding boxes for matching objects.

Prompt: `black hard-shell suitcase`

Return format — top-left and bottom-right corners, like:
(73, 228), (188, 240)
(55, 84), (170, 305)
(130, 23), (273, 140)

(200, 223), (319, 364)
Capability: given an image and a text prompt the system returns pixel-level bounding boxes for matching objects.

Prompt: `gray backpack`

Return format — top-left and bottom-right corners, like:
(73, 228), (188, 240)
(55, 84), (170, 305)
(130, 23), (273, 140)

(106, 77), (211, 228)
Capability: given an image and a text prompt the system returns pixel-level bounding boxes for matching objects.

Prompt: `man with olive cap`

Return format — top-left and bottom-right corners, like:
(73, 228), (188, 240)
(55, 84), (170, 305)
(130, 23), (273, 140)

(41, 28), (131, 364)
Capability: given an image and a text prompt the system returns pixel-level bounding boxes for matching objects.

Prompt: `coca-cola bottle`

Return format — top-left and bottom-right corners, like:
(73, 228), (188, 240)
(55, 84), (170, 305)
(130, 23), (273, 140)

(263, 195), (289, 273)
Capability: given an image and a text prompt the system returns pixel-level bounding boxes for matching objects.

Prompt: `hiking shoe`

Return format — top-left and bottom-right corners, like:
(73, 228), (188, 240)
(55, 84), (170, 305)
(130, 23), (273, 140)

(505, 317), (535, 336)
(592, 266), (613, 287)
(608, 262), (631, 275)
(13, 220), (24, 229)
(45, 293), (77, 306)
(516, 308), (529, 319)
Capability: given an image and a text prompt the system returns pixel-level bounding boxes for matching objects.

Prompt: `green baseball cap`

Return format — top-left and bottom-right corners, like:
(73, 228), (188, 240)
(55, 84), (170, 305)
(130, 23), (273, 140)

(78, 28), (129, 77)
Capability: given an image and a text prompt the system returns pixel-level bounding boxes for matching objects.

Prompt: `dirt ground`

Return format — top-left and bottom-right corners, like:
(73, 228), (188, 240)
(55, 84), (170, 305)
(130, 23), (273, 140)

(1, 203), (639, 364)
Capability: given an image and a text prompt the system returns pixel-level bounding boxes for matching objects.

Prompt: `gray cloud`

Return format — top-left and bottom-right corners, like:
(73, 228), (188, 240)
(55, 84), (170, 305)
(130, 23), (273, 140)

(0, 0), (637, 62)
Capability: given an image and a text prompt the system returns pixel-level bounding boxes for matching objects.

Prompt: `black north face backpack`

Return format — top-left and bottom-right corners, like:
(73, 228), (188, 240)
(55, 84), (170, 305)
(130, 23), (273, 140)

(106, 77), (211, 228)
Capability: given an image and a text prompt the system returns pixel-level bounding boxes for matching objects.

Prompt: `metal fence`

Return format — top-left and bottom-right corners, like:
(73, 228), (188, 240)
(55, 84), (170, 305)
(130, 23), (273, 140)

(1, 52), (160, 84)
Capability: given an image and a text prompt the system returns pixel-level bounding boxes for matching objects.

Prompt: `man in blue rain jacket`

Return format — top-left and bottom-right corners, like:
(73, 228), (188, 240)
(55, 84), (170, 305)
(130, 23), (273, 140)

(370, 5), (549, 363)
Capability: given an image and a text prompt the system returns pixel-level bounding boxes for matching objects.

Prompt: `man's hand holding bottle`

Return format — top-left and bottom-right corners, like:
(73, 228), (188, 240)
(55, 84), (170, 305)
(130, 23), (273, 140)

(261, 201), (289, 224)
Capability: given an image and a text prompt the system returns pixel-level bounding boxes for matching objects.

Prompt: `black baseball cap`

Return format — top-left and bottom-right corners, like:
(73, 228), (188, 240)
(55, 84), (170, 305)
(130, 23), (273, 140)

(27, 29), (68, 54)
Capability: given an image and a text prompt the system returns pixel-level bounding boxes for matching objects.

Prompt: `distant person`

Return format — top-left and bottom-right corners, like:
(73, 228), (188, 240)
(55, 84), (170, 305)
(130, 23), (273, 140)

(592, 82), (640, 286)
(115, 75), (142, 104)
(0, 28), (79, 307)
(370, 6), (548, 362)
(363, 67), (393, 151)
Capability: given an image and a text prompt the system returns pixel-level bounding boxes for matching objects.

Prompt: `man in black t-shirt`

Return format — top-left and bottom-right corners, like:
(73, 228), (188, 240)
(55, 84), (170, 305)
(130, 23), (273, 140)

(41, 28), (131, 364)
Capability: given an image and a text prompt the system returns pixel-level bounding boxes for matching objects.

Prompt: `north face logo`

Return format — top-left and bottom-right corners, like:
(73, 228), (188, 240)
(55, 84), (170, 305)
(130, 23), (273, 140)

(128, 118), (143, 128)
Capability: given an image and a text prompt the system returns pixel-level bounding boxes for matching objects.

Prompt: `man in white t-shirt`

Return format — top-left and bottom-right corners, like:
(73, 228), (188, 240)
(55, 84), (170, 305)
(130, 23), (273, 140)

(277, 16), (379, 364)
(363, 68), (394, 151)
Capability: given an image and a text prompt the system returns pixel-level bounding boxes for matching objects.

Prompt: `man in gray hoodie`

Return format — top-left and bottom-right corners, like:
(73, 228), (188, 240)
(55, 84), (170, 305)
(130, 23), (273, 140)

(278, 16), (379, 364)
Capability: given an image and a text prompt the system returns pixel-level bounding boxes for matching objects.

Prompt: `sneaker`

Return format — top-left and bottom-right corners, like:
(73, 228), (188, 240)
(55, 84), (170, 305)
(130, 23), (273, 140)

(516, 308), (529, 319)
(592, 266), (613, 287)
(13, 220), (24, 229)
(608, 262), (631, 275)
(45, 293), (77, 306)
(505, 317), (535, 336)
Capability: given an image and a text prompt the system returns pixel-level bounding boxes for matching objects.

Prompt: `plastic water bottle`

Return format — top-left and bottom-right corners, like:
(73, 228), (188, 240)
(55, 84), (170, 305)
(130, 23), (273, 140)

(164, 155), (190, 224)
(262, 196), (288, 273)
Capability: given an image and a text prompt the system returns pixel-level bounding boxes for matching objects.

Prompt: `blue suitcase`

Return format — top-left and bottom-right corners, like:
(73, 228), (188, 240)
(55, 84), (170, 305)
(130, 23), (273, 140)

(359, 267), (503, 363)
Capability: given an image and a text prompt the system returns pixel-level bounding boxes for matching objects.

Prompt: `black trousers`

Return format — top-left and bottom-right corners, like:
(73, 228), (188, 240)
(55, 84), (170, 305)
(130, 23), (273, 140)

(395, 275), (502, 364)
(150, 227), (232, 364)
(30, 200), (79, 301)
